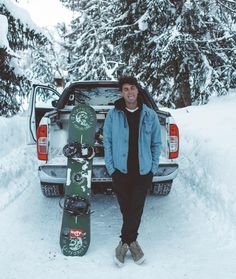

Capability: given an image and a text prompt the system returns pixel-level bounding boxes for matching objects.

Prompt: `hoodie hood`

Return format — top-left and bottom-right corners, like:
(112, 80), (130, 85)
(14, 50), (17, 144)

(114, 95), (143, 111)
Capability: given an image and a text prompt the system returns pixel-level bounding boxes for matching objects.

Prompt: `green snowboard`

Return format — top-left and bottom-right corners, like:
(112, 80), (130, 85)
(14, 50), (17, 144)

(60, 103), (96, 256)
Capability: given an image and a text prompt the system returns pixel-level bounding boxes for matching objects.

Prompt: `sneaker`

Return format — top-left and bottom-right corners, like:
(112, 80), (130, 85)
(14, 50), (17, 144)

(129, 241), (145, 264)
(114, 241), (129, 267)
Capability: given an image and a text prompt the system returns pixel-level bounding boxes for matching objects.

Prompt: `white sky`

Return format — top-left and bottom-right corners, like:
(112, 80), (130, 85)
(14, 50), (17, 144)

(17, 0), (74, 27)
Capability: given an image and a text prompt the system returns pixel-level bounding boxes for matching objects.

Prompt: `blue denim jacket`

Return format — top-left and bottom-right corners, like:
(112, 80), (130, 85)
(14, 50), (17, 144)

(103, 102), (162, 176)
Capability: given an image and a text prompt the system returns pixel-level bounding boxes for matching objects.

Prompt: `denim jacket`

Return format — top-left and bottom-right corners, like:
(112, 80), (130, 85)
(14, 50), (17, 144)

(103, 99), (162, 176)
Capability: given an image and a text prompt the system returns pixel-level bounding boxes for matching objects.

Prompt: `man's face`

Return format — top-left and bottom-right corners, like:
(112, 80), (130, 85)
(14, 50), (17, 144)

(121, 83), (138, 105)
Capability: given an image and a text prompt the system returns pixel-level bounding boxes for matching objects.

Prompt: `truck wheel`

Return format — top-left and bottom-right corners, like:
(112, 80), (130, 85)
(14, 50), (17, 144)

(151, 180), (172, 196)
(41, 183), (64, 197)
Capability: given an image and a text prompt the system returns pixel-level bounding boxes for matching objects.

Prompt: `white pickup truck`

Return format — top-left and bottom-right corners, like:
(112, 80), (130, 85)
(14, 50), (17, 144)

(28, 81), (179, 197)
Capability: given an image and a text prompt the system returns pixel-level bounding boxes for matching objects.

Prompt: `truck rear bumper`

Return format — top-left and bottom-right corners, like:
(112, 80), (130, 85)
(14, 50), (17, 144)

(38, 163), (179, 184)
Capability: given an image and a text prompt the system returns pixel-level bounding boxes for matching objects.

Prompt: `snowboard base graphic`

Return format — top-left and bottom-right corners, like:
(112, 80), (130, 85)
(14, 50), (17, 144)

(60, 103), (96, 256)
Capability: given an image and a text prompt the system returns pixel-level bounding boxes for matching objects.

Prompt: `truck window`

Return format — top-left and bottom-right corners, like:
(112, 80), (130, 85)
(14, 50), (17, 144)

(72, 87), (120, 106)
(35, 87), (59, 108)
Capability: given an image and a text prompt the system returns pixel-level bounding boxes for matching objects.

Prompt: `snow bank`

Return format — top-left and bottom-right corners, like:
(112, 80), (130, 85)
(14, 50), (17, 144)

(169, 91), (236, 241)
(0, 115), (27, 157)
(0, 115), (37, 210)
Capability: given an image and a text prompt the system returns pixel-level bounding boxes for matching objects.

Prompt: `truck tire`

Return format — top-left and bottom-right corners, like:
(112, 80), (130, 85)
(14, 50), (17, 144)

(41, 183), (64, 197)
(151, 180), (173, 196)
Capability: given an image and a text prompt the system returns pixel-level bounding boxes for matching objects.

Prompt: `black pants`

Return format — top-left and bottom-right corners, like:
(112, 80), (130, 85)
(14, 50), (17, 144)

(112, 171), (153, 245)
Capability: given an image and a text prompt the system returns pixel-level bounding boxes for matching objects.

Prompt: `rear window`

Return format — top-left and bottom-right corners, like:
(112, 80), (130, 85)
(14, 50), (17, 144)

(68, 86), (120, 106)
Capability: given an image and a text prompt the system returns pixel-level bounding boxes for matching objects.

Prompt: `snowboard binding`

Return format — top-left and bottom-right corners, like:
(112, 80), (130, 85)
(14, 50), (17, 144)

(60, 195), (92, 216)
(63, 142), (95, 160)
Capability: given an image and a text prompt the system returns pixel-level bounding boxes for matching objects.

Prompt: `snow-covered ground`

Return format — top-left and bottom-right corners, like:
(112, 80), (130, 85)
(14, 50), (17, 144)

(0, 92), (236, 279)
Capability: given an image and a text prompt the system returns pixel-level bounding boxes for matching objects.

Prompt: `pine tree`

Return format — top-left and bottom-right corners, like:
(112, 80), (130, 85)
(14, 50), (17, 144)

(0, 1), (49, 116)
(58, 0), (121, 80)
(21, 40), (59, 85)
(110, 0), (236, 108)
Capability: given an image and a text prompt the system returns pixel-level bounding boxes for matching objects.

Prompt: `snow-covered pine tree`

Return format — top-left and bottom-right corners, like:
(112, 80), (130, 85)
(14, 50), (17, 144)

(110, 0), (236, 108)
(21, 39), (60, 85)
(0, 1), (48, 116)
(59, 0), (121, 80)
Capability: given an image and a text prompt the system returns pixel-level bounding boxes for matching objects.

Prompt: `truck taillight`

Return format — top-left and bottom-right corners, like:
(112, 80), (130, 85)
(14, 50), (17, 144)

(37, 125), (48, 161)
(169, 124), (179, 159)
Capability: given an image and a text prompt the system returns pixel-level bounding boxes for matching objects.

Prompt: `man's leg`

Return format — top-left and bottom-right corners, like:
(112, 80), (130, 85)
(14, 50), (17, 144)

(127, 172), (153, 243)
(126, 172), (153, 264)
(112, 172), (133, 244)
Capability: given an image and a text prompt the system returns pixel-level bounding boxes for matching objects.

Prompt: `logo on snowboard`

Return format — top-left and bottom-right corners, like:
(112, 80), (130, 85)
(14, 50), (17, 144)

(73, 172), (85, 185)
(69, 228), (84, 238)
(62, 228), (88, 256)
(71, 107), (96, 131)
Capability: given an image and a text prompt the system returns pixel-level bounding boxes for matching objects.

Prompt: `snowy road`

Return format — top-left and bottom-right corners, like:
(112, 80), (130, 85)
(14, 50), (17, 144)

(1, 169), (235, 279)
(1, 93), (236, 279)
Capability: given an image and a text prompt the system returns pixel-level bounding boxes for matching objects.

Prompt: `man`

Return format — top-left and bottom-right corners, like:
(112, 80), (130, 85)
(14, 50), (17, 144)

(103, 76), (162, 266)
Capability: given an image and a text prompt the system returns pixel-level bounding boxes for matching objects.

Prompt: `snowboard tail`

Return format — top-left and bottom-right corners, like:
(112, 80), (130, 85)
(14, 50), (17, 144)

(60, 103), (96, 256)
